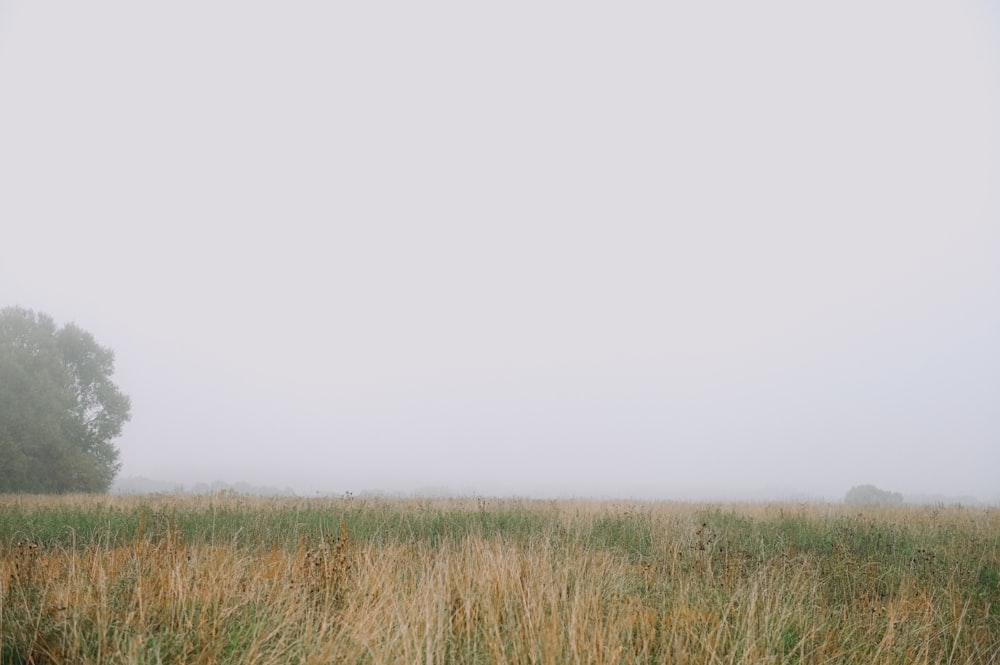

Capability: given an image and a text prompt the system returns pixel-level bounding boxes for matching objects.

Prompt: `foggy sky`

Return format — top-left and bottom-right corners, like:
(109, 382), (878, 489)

(1, 2), (998, 501)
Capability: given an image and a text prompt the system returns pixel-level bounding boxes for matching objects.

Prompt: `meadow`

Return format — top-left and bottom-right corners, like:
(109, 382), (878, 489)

(1, 494), (997, 664)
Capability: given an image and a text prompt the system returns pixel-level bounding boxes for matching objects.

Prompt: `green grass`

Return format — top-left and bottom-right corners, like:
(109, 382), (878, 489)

(0, 495), (563, 549)
(1, 495), (998, 663)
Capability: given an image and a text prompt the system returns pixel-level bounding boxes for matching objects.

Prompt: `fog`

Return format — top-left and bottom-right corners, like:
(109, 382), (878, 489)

(1, 2), (998, 501)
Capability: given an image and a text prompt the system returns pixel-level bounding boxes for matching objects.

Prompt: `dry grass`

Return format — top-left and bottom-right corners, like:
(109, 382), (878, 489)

(1, 495), (998, 664)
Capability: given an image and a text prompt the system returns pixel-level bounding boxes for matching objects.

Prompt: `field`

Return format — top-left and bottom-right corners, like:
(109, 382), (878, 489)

(1, 495), (998, 664)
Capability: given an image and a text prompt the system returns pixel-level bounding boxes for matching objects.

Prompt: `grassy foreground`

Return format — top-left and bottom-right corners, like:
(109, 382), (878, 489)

(1, 495), (998, 664)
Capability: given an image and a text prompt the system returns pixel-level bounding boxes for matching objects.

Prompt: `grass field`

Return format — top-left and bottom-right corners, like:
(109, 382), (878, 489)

(1, 494), (997, 664)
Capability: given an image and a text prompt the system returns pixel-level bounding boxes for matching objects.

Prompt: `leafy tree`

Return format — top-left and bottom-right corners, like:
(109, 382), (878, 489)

(844, 484), (903, 506)
(0, 306), (130, 492)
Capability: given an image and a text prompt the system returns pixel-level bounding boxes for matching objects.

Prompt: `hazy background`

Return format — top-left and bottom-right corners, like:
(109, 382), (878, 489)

(1, 2), (998, 501)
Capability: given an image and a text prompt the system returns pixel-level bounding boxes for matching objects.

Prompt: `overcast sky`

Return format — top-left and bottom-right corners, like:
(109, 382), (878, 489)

(1, 2), (998, 500)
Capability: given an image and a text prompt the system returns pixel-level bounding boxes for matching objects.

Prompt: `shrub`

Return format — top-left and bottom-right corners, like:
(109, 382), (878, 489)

(844, 484), (903, 506)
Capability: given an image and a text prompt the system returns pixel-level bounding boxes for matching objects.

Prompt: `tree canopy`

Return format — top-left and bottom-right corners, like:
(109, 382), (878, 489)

(0, 306), (131, 492)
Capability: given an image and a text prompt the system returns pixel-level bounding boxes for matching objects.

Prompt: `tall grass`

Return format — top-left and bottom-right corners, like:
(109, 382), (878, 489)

(1, 495), (997, 663)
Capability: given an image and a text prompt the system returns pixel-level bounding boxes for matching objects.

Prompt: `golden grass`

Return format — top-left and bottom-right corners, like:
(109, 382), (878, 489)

(1, 495), (998, 664)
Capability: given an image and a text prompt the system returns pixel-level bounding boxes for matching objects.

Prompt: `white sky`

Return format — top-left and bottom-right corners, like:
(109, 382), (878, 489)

(1, 2), (998, 500)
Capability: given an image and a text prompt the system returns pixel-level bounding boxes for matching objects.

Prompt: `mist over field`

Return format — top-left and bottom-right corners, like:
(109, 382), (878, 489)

(1, 2), (998, 502)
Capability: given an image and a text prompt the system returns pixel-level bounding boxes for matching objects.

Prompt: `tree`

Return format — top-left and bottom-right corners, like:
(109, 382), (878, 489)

(844, 484), (903, 506)
(0, 306), (131, 492)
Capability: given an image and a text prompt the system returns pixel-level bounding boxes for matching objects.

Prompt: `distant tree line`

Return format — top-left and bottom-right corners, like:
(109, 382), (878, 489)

(112, 476), (296, 497)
